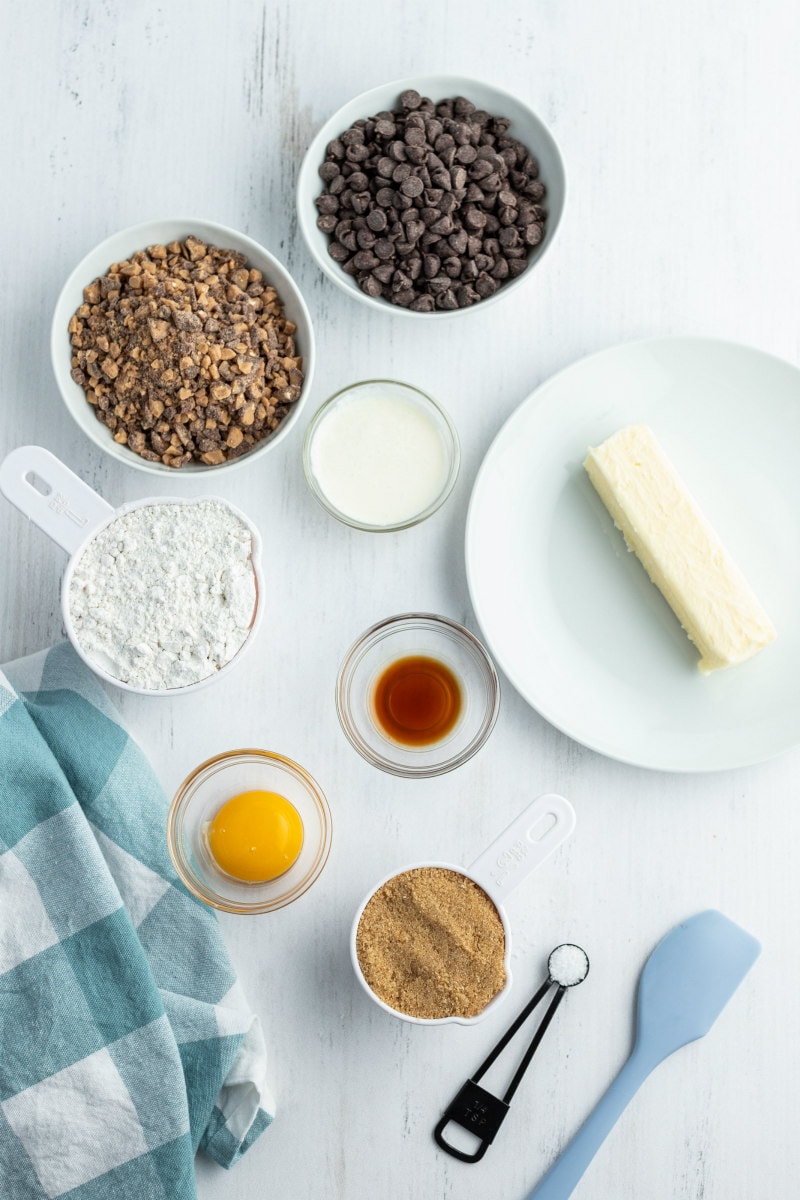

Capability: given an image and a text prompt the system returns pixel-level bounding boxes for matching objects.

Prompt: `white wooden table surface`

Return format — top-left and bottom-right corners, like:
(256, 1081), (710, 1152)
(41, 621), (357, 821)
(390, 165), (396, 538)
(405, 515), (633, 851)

(2, 3), (799, 1198)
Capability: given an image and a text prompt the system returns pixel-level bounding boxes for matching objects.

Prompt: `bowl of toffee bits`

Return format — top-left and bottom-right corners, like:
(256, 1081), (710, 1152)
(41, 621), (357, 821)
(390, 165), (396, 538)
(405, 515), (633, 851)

(53, 219), (315, 474)
(297, 75), (565, 316)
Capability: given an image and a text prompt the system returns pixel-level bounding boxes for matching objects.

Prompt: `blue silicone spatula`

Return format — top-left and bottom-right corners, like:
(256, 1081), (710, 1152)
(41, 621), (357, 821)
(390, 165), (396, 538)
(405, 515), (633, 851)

(525, 910), (761, 1200)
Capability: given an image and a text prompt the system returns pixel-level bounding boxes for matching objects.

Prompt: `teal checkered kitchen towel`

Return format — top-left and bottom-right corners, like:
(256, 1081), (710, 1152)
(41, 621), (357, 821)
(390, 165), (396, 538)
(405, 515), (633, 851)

(0, 643), (274, 1199)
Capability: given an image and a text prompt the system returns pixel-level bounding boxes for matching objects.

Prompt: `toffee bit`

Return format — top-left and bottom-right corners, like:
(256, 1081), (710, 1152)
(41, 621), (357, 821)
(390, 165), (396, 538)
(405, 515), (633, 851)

(68, 237), (304, 467)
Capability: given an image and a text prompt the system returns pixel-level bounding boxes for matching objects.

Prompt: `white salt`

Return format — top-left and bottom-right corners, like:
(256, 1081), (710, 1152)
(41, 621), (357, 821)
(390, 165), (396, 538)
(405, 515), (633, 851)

(548, 943), (589, 987)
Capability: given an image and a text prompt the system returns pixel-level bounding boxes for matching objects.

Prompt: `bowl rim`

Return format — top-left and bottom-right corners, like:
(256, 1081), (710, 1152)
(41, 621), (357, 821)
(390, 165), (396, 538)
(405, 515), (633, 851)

(350, 859), (513, 1026)
(166, 747), (333, 913)
(296, 73), (567, 319)
(335, 611), (501, 777)
(52, 216), (316, 476)
(302, 378), (461, 531)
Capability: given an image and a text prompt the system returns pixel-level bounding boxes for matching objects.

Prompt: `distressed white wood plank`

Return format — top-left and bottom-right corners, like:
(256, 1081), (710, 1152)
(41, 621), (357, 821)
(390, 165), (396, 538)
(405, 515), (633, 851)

(1, 2), (799, 1199)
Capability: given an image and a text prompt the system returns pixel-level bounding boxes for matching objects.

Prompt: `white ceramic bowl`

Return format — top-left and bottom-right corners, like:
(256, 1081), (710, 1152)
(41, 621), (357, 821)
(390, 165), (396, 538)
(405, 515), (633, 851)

(297, 74), (566, 318)
(0, 446), (264, 697)
(52, 218), (316, 475)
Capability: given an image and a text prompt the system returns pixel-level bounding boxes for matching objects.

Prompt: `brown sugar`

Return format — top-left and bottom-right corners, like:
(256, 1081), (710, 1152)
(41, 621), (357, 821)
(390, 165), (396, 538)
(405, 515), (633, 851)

(355, 867), (506, 1019)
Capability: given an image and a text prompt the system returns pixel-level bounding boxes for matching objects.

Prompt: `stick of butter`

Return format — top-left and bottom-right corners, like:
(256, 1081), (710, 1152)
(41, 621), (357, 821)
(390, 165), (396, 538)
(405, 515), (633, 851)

(584, 424), (776, 673)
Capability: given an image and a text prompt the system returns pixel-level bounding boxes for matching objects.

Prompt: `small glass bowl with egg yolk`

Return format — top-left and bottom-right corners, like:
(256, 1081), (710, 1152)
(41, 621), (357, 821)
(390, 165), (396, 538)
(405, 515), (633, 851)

(167, 749), (332, 914)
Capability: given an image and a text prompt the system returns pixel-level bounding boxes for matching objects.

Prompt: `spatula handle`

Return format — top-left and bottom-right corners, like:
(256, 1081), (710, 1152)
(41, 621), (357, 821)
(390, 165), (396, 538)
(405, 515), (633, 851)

(525, 1047), (654, 1200)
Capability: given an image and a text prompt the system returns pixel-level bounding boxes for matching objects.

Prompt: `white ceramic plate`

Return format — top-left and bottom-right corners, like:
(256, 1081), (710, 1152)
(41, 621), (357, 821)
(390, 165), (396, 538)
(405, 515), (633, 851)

(466, 336), (800, 772)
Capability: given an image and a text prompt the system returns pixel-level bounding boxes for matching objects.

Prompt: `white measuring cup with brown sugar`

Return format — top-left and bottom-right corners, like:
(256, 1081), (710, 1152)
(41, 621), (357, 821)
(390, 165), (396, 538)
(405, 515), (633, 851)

(0, 445), (264, 696)
(351, 792), (577, 1026)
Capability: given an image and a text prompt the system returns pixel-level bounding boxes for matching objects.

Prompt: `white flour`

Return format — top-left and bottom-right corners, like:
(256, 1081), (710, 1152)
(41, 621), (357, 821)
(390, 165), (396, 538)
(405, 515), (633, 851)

(68, 500), (257, 690)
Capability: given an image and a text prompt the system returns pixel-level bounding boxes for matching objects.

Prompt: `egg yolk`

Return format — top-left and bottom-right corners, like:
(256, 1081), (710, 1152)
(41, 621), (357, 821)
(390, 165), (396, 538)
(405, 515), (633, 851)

(207, 790), (304, 883)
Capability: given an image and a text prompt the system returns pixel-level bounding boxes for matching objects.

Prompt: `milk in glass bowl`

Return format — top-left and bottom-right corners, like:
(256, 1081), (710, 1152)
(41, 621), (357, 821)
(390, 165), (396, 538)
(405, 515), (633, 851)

(302, 380), (460, 532)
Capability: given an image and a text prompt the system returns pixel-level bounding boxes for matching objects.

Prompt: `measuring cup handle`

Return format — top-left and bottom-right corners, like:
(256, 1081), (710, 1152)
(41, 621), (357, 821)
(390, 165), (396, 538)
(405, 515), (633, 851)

(0, 445), (115, 556)
(468, 793), (576, 908)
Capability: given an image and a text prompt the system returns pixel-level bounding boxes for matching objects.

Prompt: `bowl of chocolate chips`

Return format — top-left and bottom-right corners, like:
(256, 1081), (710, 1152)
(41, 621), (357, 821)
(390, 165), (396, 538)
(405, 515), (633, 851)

(297, 75), (565, 316)
(53, 218), (315, 474)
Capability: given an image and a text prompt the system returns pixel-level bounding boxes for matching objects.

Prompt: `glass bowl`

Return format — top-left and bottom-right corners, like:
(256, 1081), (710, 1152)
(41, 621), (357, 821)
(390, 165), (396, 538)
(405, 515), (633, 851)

(302, 380), (460, 532)
(167, 749), (332, 913)
(336, 613), (500, 778)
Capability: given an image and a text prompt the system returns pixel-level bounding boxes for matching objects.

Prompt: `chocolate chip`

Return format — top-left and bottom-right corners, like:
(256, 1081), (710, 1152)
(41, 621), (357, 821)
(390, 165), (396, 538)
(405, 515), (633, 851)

(315, 90), (547, 310)
(456, 284), (479, 306)
(315, 194), (339, 215)
(367, 209), (388, 232)
(470, 159), (493, 181)
(400, 176), (424, 198)
(448, 229), (468, 254)
(429, 215), (454, 235)
(475, 272), (498, 297)
(406, 145), (427, 165)
(360, 275), (383, 297)
(499, 226), (521, 249)
(400, 88), (422, 109)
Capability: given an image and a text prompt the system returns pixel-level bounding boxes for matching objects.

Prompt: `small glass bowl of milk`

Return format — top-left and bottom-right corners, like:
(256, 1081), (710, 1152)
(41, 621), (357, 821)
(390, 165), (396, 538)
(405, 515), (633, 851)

(303, 380), (460, 531)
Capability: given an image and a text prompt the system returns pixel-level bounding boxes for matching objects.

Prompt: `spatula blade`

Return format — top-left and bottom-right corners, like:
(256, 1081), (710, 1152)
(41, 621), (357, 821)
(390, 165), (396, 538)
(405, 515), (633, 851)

(635, 909), (761, 1064)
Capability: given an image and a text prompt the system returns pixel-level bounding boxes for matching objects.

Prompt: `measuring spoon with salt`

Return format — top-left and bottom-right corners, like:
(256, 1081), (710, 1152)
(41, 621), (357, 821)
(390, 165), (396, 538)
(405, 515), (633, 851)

(524, 910), (760, 1200)
(434, 943), (590, 1163)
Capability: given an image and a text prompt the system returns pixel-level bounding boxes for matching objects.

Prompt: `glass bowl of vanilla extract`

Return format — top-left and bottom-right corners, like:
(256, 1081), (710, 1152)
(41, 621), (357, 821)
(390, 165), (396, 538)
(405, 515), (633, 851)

(336, 613), (500, 778)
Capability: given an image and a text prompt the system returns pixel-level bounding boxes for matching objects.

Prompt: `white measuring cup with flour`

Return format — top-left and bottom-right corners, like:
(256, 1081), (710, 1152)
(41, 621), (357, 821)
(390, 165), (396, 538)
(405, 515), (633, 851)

(351, 792), (577, 1026)
(0, 445), (264, 696)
